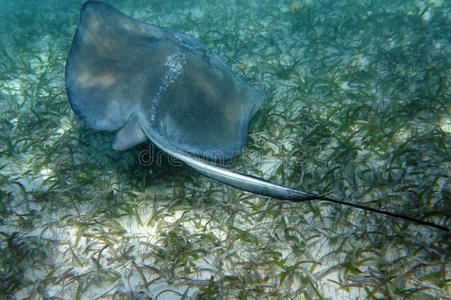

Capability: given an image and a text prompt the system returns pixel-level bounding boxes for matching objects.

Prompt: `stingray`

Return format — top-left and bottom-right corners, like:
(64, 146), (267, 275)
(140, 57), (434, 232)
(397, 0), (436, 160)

(65, 1), (447, 232)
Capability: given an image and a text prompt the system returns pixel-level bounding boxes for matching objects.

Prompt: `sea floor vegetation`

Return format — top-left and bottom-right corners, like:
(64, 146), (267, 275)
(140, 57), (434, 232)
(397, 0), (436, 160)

(0, 0), (450, 299)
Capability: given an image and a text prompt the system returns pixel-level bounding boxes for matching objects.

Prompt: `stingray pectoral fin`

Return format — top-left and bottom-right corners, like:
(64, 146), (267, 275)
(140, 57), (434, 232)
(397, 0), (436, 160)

(113, 115), (148, 151)
(65, 1), (173, 132)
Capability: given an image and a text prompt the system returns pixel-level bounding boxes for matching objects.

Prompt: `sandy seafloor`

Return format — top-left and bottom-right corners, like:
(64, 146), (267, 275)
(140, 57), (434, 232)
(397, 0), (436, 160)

(0, 0), (450, 299)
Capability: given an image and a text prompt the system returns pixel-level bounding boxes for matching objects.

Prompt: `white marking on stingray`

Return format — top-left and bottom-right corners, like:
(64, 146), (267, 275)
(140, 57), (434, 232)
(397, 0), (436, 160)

(150, 53), (186, 122)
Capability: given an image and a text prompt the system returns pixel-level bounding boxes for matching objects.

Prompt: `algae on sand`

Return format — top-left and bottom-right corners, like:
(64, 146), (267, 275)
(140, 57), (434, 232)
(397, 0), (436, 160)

(0, 0), (450, 299)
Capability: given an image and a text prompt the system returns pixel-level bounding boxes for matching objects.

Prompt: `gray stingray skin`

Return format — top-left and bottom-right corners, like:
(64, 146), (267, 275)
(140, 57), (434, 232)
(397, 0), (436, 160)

(66, 1), (264, 160)
(65, 1), (448, 232)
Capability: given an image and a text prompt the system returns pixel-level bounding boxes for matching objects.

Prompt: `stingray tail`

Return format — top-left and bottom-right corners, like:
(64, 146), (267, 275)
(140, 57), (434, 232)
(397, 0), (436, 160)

(151, 139), (449, 232)
(294, 192), (449, 232)
(186, 159), (449, 232)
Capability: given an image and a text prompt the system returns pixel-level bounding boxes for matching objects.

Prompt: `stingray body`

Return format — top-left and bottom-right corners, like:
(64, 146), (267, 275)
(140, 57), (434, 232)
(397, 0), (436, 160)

(66, 1), (263, 159)
(66, 1), (448, 231)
